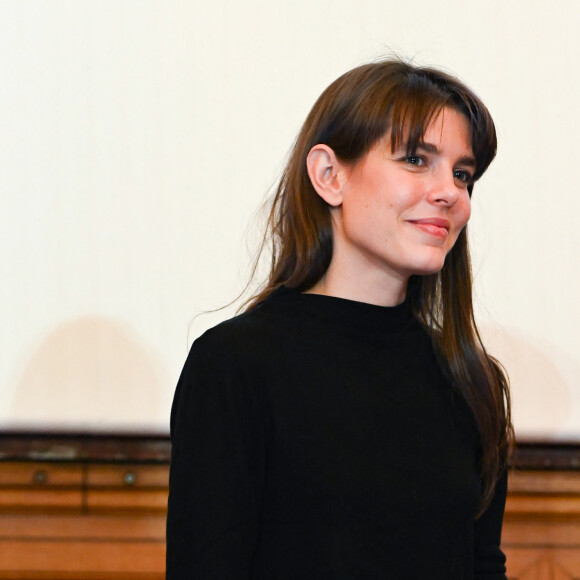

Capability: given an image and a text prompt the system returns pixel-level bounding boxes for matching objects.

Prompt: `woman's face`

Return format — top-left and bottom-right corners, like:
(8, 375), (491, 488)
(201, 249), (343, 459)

(330, 107), (474, 292)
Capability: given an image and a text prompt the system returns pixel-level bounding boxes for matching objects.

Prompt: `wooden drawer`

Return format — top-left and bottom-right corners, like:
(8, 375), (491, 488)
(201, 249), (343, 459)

(0, 462), (83, 487)
(86, 464), (168, 512)
(86, 464), (168, 488)
(0, 462), (84, 511)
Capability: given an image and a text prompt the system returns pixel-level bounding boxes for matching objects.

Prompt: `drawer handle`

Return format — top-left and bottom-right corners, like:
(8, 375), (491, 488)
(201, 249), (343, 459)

(124, 471), (137, 486)
(33, 469), (48, 485)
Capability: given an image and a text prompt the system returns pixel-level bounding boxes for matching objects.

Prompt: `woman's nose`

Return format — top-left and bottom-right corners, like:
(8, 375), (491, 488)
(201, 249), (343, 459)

(427, 168), (460, 206)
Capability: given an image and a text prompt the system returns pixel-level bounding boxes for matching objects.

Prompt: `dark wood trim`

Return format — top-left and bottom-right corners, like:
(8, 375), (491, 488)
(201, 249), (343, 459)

(0, 432), (171, 464)
(1, 432), (579, 470)
(511, 440), (580, 471)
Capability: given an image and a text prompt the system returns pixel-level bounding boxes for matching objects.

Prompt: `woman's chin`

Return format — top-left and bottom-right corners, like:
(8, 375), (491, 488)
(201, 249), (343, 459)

(409, 257), (447, 277)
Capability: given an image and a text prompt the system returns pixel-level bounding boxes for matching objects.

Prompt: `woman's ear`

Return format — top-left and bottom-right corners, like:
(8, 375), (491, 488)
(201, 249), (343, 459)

(306, 144), (347, 207)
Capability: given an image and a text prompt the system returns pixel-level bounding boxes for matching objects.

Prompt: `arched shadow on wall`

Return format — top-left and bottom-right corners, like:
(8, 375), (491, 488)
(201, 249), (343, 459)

(11, 316), (167, 430)
(480, 325), (577, 438)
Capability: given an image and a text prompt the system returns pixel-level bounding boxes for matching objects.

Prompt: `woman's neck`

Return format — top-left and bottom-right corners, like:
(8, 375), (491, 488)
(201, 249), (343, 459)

(304, 266), (408, 307)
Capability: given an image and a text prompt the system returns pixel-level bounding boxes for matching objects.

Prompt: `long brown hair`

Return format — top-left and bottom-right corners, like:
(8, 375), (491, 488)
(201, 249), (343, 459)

(246, 59), (512, 513)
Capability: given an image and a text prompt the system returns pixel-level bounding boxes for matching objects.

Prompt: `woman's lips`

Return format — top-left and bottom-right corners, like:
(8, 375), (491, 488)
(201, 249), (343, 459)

(408, 218), (450, 239)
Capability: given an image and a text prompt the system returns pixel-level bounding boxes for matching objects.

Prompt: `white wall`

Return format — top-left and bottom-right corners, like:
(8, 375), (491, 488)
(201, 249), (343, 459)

(1, 0), (578, 438)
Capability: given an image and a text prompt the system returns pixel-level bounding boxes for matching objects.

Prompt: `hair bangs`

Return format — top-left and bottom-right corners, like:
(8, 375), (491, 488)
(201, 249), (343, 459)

(387, 94), (450, 156)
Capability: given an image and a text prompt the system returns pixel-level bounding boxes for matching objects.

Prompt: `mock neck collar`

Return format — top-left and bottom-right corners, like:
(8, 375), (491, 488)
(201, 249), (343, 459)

(266, 285), (415, 335)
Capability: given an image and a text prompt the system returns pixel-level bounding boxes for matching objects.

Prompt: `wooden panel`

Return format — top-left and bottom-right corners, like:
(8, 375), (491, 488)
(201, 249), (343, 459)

(506, 495), (580, 516)
(86, 464), (168, 488)
(0, 489), (83, 511)
(509, 470), (580, 494)
(0, 514), (166, 540)
(503, 516), (580, 546)
(504, 548), (580, 579)
(0, 540), (165, 575)
(504, 470), (580, 579)
(552, 550), (580, 577)
(0, 573), (163, 580)
(86, 489), (168, 512)
(504, 550), (552, 580)
(0, 462), (83, 486)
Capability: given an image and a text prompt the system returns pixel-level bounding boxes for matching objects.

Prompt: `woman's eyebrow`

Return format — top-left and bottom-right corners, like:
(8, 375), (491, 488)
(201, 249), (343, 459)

(417, 142), (477, 168)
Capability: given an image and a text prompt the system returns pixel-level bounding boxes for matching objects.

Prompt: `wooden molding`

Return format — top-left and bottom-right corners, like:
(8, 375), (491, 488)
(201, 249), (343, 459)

(2, 432), (580, 471)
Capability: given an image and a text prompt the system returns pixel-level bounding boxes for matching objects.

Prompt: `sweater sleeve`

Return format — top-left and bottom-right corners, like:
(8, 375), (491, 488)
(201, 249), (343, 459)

(166, 334), (267, 579)
(473, 469), (508, 580)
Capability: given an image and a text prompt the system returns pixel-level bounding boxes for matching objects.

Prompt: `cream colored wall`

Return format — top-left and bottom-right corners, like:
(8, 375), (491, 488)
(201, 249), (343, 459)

(1, 0), (578, 438)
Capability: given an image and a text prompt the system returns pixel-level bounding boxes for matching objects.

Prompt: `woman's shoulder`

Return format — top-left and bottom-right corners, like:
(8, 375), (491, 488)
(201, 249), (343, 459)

(172, 297), (299, 414)
(188, 295), (293, 365)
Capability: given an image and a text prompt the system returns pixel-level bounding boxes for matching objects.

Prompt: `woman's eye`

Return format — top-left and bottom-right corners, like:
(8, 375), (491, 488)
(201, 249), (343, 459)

(405, 156), (425, 166)
(453, 169), (472, 184)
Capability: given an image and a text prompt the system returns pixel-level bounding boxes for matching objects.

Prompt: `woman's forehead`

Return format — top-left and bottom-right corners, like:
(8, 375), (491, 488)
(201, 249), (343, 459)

(385, 104), (472, 151)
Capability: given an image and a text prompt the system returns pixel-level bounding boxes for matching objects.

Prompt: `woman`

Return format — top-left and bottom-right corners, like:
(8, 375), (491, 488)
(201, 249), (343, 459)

(167, 59), (513, 579)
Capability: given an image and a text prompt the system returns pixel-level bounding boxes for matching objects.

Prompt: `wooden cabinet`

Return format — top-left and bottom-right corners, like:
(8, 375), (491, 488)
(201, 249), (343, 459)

(0, 435), (579, 579)
(503, 469), (580, 579)
(0, 435), (169, 580)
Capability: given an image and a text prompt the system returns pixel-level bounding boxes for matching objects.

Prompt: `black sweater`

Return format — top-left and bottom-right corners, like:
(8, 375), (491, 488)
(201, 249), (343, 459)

(167, 287), (507, 579)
